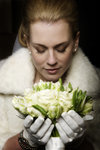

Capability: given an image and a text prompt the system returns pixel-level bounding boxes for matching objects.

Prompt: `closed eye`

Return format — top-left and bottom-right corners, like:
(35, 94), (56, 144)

(30, 41), (71, 53)
(35, 47), (46, 53)
(55, 44), (70, 53)
(56, 46), (67, 53)
(32, 44), (47, 53)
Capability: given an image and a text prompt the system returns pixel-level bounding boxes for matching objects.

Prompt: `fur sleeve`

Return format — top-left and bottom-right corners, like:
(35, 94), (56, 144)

(0, 94), (23, 149)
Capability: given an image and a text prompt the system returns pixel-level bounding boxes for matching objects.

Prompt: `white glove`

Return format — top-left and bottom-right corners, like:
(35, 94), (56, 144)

(23, 115), (54, 147)
(55, 110), (93, 144)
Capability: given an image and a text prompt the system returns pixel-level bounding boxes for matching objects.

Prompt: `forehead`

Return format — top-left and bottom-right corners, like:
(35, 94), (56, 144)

(29, 20), (72, 46)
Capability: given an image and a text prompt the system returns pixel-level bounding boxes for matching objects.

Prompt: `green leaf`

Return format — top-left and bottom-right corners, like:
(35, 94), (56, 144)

(72, 89), (88, 114)
(68, 82), (73, 92)
(59, 78), (64, 91)
(33, 105), (47, 117)
(72, 88), (79, 110)
(51, 127), (60, 137)
(80, 100), (93, 115)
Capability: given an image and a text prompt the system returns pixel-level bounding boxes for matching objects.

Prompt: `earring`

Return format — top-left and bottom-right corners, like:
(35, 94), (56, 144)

(74, 48), (77, 52)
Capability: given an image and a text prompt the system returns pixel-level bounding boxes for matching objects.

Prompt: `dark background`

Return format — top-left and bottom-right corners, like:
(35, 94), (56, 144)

(0, 0), (99, 67)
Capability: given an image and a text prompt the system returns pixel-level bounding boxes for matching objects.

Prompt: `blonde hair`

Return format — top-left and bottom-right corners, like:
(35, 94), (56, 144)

(18, 0), (79, 47)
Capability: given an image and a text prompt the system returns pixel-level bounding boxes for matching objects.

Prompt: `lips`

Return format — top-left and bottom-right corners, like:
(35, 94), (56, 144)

(45, 68), (60, 74)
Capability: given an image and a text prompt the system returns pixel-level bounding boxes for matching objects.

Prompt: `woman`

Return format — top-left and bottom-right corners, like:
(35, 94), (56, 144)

(0, 0), (100, 150)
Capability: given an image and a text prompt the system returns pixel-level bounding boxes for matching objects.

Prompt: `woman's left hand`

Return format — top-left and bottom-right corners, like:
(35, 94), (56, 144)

(55, 110), (92, 144)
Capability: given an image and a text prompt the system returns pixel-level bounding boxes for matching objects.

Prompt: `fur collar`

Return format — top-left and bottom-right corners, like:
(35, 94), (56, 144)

(0, 48), (35, 95)
(0, 47), (99, 97)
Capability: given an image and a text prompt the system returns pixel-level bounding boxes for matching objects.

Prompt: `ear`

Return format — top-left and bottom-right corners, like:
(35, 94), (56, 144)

(73, 31), (80, 52)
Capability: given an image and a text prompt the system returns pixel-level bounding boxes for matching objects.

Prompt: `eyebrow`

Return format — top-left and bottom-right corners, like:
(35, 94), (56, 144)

(31, 41), (70, 49)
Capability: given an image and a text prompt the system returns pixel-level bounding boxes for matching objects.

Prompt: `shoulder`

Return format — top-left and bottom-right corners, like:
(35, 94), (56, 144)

(64, 48), (100, 97)
(0, 48), (35, 95)
(0, 48), (30, 69)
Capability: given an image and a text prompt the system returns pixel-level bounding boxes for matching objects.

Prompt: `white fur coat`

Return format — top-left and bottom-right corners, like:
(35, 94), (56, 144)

(0, 48), (100, 150)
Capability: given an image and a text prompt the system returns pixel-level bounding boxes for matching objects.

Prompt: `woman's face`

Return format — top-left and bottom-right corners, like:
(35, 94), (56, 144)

(27, 20), (79, 82)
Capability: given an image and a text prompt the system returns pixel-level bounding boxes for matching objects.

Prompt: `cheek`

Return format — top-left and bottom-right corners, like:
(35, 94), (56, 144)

(31, 52), (46, 66)
(59, 51), (73, 67)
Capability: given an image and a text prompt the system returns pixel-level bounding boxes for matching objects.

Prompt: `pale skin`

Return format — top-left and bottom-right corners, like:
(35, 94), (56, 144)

(27, 20), (80, 83)
(3, 20), (80, 150)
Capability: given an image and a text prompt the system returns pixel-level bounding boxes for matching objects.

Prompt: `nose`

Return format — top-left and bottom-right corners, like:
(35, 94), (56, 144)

(47, 49), (57, 66)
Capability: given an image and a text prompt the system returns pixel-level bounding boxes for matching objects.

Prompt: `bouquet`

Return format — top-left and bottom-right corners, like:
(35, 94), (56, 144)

(12, 78), (93, 150)
(12, 78), (93, 120)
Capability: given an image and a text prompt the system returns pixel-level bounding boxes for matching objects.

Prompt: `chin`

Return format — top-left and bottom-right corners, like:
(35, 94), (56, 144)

(44, 75), (61, 82)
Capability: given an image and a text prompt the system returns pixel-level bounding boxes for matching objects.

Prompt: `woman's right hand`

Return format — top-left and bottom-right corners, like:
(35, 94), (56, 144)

(23, 115), (54, 147)
(55, 110), (93, 145)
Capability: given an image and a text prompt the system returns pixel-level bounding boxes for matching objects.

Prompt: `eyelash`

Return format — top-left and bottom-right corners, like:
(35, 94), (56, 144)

(36, 48), (45, 53)
(56, 47), (67, 53)
(35, 46), (67, 54)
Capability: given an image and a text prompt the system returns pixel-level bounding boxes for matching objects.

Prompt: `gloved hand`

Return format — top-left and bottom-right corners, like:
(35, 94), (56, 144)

(55, 110), (93, 144)
(23, 115), (54, 147)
